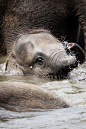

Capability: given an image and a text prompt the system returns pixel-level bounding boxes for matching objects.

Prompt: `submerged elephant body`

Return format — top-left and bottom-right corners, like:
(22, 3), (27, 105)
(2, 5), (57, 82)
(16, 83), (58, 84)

(0, 81), (70, 109)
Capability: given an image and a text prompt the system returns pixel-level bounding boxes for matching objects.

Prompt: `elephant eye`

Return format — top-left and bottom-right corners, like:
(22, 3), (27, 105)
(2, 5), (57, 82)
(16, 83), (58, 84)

(36, 56), (44, 65)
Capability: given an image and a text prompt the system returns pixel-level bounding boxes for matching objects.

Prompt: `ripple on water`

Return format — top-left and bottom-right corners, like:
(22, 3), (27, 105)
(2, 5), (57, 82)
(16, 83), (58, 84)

(0, 106), (86, 129)
(41, 62), (86, 106)
(0, 56), (86, 129)
(70, 62), (86, 82)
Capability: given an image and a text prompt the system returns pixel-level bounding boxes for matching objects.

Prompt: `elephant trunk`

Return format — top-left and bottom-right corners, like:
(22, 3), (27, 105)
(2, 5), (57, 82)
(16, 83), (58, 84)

(49, 42), (85, 78)
(49, 49), (77, 71)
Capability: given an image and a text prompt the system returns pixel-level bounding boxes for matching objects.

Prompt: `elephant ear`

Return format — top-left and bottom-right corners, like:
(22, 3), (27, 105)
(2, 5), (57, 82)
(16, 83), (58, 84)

(5, 53), (23, 75)
(70, 0), (86, 50)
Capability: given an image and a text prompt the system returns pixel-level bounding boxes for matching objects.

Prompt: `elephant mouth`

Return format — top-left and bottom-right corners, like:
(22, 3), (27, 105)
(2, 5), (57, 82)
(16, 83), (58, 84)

(48, 71), (69, 79)
(48, 65), (76, 80)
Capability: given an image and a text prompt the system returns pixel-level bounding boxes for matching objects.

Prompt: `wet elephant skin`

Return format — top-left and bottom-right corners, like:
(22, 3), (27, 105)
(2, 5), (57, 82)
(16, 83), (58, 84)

(0, 81), (70, 109)
(0, 0), (86, 55)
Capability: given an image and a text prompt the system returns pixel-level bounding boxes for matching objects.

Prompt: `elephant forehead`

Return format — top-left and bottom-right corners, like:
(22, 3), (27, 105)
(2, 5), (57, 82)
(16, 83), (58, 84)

(17, 32), (60, 45)
(16, 32), (65, 58)
(27, 33), (64, 52)
(34, 43), (65, 55)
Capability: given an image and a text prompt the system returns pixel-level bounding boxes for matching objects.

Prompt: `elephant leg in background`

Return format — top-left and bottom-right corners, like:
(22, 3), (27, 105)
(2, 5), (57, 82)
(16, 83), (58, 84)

(67, 0), (86, 51)
(82, 0), (86, 51)
(77, 25), (84, 50)
(77, 0), (86, 51)
(0, 0), (86, 55)
(83, 0), (86, 51)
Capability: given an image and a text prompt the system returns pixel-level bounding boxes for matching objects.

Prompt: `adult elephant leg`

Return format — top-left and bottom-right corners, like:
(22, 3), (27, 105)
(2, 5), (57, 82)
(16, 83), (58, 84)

(70, 0), (86, 51)
(82, 0), (86, 51)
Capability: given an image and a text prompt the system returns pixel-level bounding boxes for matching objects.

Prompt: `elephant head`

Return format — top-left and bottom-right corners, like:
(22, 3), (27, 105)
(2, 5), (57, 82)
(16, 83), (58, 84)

(5, 29), (85, 79)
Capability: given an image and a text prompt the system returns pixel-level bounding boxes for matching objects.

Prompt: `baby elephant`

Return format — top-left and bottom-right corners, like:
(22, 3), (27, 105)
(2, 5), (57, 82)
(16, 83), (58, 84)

(0, 29), (85, 109)
(5, 29), (85, 79)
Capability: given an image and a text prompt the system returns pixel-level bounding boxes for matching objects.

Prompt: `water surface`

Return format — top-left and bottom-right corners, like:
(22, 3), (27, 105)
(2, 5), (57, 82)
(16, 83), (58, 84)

(0, 55), (86, 129)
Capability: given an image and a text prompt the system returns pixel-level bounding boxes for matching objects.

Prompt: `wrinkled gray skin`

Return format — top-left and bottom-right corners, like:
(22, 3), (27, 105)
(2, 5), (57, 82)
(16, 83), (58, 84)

(0, 0), (86, 55)
(6, 30), (83, 79)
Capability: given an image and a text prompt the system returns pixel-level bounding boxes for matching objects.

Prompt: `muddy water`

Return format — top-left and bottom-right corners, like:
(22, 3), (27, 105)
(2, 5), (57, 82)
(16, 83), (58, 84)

(0, 55), (86, 129)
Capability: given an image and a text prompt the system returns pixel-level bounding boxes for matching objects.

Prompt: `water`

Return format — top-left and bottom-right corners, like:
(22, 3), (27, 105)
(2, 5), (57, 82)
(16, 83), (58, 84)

(0, 55), (86, 129)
